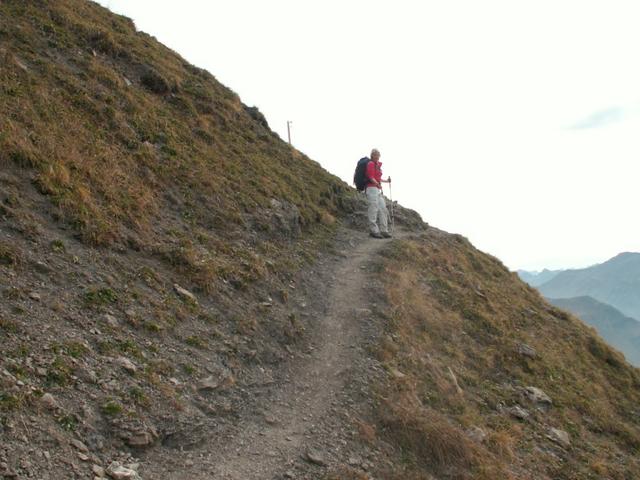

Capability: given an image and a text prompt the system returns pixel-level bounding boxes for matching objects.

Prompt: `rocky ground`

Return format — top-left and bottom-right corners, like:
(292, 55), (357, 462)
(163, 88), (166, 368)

(142, 227), (400, 479)
(1, 206), (414, 479)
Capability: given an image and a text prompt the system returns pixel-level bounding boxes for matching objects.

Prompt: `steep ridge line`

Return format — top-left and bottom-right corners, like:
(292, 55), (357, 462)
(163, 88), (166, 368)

(142, 226), (404, 479)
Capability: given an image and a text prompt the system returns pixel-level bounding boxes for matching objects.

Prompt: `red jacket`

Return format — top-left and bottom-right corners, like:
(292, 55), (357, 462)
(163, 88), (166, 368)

(366, 160), (383, 189)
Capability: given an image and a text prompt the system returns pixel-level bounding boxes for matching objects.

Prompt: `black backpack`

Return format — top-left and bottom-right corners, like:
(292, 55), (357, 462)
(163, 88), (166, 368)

(353, 157), (370, 191)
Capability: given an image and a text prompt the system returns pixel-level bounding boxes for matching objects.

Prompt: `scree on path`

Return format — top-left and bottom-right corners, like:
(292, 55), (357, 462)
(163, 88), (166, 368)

(143, 225), (402, 479)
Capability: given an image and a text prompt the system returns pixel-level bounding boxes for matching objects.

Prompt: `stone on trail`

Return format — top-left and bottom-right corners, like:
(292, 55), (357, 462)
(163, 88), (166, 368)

(304, 449), (327, 466)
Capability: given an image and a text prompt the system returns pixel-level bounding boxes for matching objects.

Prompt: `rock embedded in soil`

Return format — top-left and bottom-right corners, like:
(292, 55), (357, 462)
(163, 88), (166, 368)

(507, 405), (530, 420)
(173, 284), (197, 304)
(103, 314), (119, 328)
(467, 426), (487, 443)
(106, 461), (142, 480)
(304, 449), (327, 466)
(123, 428), (158, 449)
(516, 343), (537, 358)
(523, 386), (552, 405)
(197, 376), (219, 391)
(93, 464), (106, 477)
(71, 439), (89, 453)
(40, 393), (58, 410)
(388, 367), (406, 380)
(547, 428), (571, 447)
(116, 357), (137, 374)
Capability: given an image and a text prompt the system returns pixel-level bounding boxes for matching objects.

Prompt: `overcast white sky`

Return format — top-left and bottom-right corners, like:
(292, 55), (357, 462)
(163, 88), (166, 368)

(97, 0), (640, 271)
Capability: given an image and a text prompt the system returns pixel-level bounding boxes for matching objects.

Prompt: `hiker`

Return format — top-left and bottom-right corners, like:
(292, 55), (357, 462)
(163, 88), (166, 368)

(365, 149), (392, 239)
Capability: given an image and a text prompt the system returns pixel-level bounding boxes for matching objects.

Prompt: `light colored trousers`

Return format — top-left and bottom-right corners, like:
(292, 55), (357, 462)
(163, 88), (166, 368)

(366, 187), (389, 234)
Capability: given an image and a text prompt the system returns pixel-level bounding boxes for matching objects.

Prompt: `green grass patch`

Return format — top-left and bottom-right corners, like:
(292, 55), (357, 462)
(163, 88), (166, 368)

(101, 399), (123, 416)
(83, 287), (118, 307)
(185, 335), (207, 349)
(128, 386), (149, 406)
(0, 392), (22, 411)
(143, 321), (162, 333)
(49, 239), (66, 253)
(57, 413), (79, 431)
(0, 316), (19, 333)
(45, 356), (72, 386)
(117, 339), (143, 360)
(51, 340), (88, 358)
(0, 242), (19, 266)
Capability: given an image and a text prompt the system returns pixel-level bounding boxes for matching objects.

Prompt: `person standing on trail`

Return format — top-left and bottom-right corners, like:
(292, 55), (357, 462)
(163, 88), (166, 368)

(365, 149), (392, 239)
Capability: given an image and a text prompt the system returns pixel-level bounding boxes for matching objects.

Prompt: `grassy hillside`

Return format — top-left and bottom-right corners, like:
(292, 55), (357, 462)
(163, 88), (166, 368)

(0, 1), (363, 476)
(369, 230), (640, 479)
(548, 296), (640, 367)
(0, 0), (350, 271)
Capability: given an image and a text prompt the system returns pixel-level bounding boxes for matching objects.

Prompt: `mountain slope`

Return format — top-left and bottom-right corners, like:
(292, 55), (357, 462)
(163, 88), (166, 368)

(539, 252), (640, 320)
(547, 296), (640, 366)
(2, 2), (640, 480)
(373, 233), (640, 479)
(1, 0), (350, 255)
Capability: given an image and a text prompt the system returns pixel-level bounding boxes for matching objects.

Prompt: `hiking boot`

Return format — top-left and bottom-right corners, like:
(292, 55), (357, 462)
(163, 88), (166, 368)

(381, 232), (392, 238)
(369, 232), (383, 239)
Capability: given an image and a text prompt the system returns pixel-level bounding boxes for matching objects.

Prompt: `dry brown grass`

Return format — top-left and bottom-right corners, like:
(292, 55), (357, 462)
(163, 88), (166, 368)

(0, 0), (352, 299)
(378, 392), (480, 470)
(486, 426), (520, 460)
(368, 232), (640, 479)
(325, 468), (370, 480)
(354, 418), (377, 445)
(0, 240), (20, 267)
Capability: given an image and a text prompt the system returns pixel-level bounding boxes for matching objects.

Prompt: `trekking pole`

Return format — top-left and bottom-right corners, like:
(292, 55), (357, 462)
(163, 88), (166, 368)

(388, 178), (395, 234)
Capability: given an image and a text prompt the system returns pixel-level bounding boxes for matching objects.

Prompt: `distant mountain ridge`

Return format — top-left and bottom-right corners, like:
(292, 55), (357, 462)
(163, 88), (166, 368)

(517, 268), (564, 287)
(548, 296), (640, 366)
(538, 252), (640, 320)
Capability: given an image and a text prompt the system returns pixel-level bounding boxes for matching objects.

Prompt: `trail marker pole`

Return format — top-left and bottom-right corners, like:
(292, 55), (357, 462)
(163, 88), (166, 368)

(287, 120), (292, 145)
(388, 179), (395, 234)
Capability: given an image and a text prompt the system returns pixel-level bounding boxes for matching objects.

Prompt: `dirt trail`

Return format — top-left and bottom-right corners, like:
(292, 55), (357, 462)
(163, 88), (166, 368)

(155, 227), (396, 480)
(210, 228), (390, 479)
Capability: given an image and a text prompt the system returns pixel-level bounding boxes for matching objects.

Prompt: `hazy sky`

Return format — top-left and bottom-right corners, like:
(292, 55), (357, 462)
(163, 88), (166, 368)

(97, 0), (640, 271)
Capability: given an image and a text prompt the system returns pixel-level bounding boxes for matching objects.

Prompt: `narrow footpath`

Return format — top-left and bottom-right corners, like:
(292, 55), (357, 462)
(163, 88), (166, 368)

(210, 228), (392, 479)
(146, 227), (398, 479)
